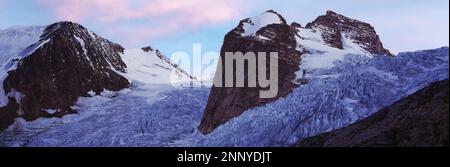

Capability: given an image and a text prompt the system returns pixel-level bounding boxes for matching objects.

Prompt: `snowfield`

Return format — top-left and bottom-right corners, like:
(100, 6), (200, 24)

(120, 49), (193, 85)
(0, 47), (447, 147)
(0, 26), (44, 107)
(0, 26), (44, 65)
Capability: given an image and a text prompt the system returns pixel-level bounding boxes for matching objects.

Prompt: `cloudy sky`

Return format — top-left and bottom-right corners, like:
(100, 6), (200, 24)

(0, 0), (448, 56)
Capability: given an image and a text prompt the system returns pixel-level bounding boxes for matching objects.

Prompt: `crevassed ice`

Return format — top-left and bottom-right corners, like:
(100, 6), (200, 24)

(0, 47), (447, 147)
(192, 47), (448, 147)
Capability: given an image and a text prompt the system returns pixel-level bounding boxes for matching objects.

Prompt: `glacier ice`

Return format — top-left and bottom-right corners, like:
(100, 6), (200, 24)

(191, 47), (449, 146)
(0, 47), (448, 147)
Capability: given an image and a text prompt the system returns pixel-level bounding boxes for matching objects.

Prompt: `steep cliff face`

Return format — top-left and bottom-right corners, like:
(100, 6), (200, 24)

(297, 79), (449, 147)
(197, 10), (302, 134)
(0, 22), (130, 130)
(305, 10), (392, 56)
(198, 10), (394, 134)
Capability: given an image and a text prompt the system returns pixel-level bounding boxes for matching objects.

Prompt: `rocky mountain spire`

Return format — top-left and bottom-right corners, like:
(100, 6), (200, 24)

(198, 10), (302, 134)
(305, 10), (392, 55)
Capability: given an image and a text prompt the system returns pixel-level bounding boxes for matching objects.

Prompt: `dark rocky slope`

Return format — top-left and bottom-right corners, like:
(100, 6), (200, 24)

(0, 22), (129, 130)
(297, 79), (449, 147)
(306, 10), (392, 55)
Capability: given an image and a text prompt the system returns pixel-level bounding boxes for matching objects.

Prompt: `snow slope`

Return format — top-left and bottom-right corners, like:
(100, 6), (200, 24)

(0, 26), (44, 65)
(0, 47), (447, 147)
(0, 36), (51, 107)
(120, 49), (194, 86)
(296, 28), (370, 70)
(0, 26), (44, 107)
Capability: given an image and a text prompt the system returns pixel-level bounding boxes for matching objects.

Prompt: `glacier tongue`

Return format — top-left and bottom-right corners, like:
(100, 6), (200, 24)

(191, 47), (448, 146)
(0, 84), (209, 147)
(0, 47), (447, 147)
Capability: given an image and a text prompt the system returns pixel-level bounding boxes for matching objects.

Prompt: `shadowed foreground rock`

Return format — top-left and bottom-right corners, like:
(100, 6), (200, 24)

(297, 79), (449, 147)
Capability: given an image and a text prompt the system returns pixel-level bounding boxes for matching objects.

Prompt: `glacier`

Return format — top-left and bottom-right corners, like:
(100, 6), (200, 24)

(0, 46), (447, 147)
(191, 47), (449, 146)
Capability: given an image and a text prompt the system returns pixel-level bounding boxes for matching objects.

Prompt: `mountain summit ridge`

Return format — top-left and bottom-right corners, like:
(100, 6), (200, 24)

(305, 10), (392, 55)
(199, 9), (397, 134)
(0, 21), (196, 130)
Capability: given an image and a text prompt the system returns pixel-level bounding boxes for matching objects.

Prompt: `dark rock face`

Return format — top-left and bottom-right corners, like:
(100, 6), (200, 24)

(305, 10), (392, 55)
(297, 79), (449, 147)
(198, 11), (302, 134)
(197, 10), (396, 134)
(141, 46), (154, 52)
(0, 22), (129, 130)
(290, 22), (302, 29)
(0, 98), (19, 130)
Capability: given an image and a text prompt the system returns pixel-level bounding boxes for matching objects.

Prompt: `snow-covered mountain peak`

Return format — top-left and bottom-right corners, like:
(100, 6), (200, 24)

(1, 21), (198, 130)
(41, 21), (95, 40)
(198, 10), (300, 134)
(239, 10), (287, 37)
(324, 10), (359, 22)
(304, 10), (392, 56)
(37, 21), (127, 72)
(296, 27), (372, 70)
(200, 10), (401, 134)
(293, 10), (395, 70)
(0, 21), (131, 130)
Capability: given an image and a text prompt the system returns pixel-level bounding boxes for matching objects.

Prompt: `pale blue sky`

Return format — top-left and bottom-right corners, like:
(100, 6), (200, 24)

(1, 0), (448, 56)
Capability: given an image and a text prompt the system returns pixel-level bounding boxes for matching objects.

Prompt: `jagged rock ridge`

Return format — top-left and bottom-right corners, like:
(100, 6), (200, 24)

(152, 49), (197, 80)
(305, 10), (392, 55)
(199, 10), (400, 134)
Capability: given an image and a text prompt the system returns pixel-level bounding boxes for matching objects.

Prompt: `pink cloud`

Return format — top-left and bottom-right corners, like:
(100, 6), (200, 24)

(39, 0), (244, 44)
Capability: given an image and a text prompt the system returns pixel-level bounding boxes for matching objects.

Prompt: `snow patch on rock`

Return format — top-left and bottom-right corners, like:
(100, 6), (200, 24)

(242, 11), (284, 36)
(74, 35), (87, 55)
(297, 28), (372, 71)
